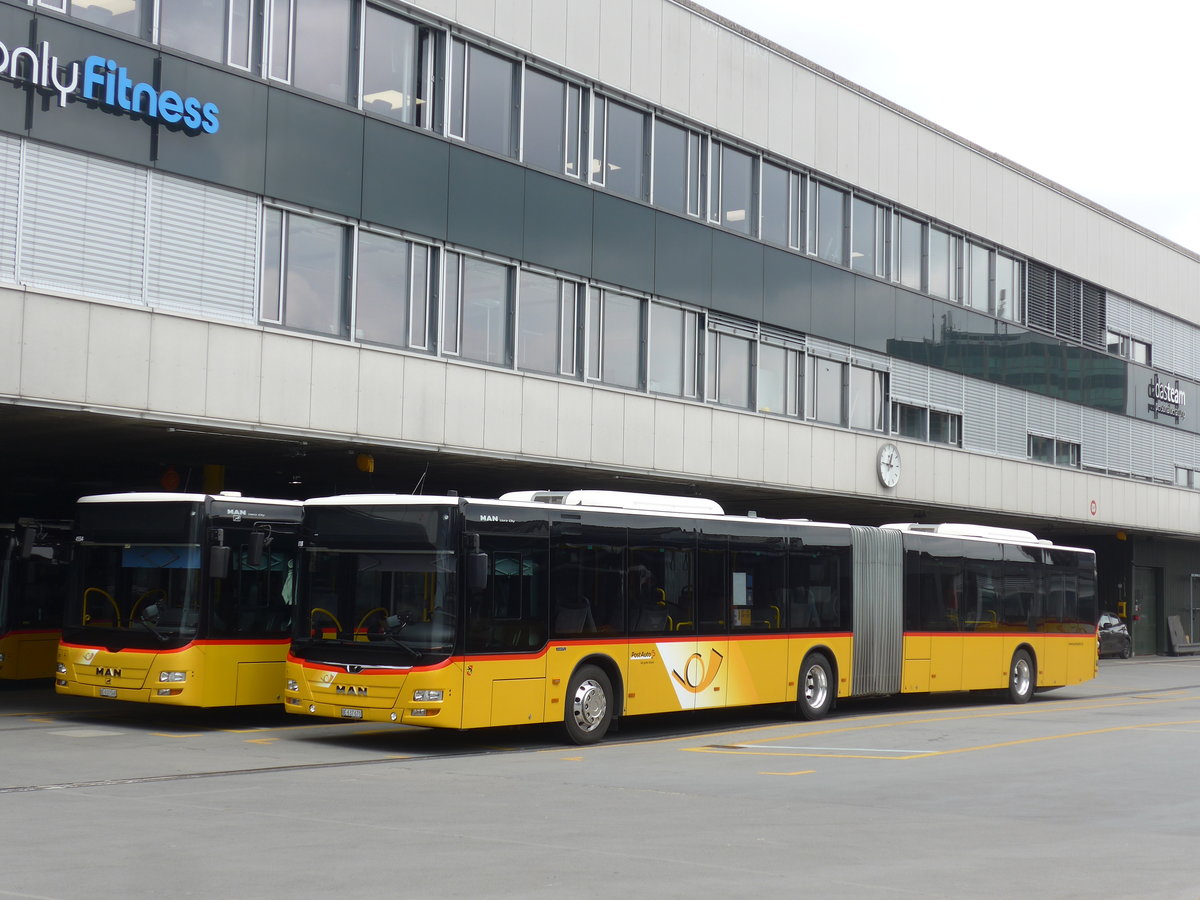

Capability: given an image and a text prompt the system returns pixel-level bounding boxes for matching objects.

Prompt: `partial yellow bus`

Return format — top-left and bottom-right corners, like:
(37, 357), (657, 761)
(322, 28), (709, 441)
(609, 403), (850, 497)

(0, 520), (72, 680)
(56, 492), (302, 707)
(285, 491), (1097, 743)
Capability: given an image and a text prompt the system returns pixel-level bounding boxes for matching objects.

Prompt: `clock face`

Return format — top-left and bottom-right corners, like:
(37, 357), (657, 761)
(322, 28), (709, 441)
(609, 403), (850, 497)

(878, 443), (901, 488)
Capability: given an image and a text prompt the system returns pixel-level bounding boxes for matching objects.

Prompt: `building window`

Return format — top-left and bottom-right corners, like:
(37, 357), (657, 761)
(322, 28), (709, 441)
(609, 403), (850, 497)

(809, 181), (846, 265)
(517, 270), (582, 377)
(44, 0), (148, 37)
(706, 320), (755, 409)
(760, 162), (801, 250)
(994, 254), (1022, 322)
(894, 213), (924, 291)
(522, 69), (582, 177)
(848, 367), (887, 432)
(1175, 467), (1195, 488)
(158, 0), (253, 68)
(652, 119), (702, 217)
(354, 231), (433, 351)
(966, 241), (992, 312)
(590, 97), (648, 201)
(1106, 330), (1152, 365)
(929, 410), (961, 446)
(587, 288), (645, 389)
(1029, 434), (1080, 468)
(851, 197), (886, 277)
(757, 336), (803, 417)
(361, 5), (438, 128)
(648, 302), (701, 398)
(806, 356), (846, 426)
(261, 208), (349, 338)
(442, 252), (513, 366)
(710, 142), (755, 235)
(448, 41), (518, 157)
(267, 0), (355, 103)
(927, 227), (956, 302)
(893, 402), (927, 440)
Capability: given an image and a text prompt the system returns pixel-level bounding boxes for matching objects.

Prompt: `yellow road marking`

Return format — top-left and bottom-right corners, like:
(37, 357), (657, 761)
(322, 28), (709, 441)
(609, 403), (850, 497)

(760, 770), (815, 776)
(689, 718), (1200, 761)
(245, 738), (278, 744)
(561, 756), (583, 761)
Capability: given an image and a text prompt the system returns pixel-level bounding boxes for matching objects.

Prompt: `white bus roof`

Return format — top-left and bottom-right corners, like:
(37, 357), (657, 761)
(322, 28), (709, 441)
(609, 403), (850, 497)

(79, 492), (301, 507)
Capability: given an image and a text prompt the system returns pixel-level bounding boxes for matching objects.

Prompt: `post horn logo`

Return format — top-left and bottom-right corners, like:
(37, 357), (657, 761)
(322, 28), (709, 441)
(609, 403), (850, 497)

(671, 649), (724, 693)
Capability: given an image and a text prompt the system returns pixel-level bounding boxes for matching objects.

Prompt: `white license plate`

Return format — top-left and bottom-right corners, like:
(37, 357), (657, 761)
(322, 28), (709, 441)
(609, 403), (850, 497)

(340, 708), (363, 719)
(99, 687), (117, 698)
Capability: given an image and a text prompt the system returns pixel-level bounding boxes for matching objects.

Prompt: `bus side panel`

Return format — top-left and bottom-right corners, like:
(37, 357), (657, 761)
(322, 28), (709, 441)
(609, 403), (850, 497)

(460, 653), (546, 728)
(901, 634), (931, 692)
(1040, 634), (1067, 686)
(217, 640), (291, 706)
(928, 634), (963, 692)
(722, 636), (788, 706)
(1065, 634), (1097, 686)
(0, 630), (60, 679)
(625, 636), (697, 716)
(961, 634), (1006, 690)
(543, 644), (628, 724)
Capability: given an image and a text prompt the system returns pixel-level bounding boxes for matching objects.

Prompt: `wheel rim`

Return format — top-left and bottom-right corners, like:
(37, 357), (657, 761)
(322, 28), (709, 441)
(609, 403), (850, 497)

(1012, 657), (1032, 697)
(571, 678), (607, 733)
(803, 664), (829, 711)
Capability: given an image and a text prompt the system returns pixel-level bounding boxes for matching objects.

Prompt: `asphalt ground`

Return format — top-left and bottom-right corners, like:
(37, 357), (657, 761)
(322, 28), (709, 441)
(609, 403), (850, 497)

(2, 657), (1199, 899)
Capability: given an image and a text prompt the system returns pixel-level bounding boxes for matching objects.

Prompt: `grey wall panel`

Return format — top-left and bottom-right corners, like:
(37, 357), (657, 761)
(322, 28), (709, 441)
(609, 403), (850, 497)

(888, 358), (927, 404)
(155, 59), (268, 195)
(1081, 407), (1108, 470)
(962, 380), (996, 454)
(0, 6), (33, 135)
(148, 174), (258, 324)
(809, 261), (854, 345)
(654, 212), (711, 306)
(0, 133), (17, 283)
(264, 89), (363, 218)
(591, 193), (654, 294)
(928, 369), (963, 412)
(361, 120), (448, 240)
(853, 277), (894, 353)
(28, 18), (155, 165)
(446, 145), (525, 260)
(710, 230), (763, 320)
(522, 169), (593, 276)
(762, 246), (811, 334)
(1107, 415), (1132, 474)
(1130, 420), (1155, 479)
(1055, 401), (1082, 443)
(20, 142), (147, 302)
(995, 385), (1027, 458)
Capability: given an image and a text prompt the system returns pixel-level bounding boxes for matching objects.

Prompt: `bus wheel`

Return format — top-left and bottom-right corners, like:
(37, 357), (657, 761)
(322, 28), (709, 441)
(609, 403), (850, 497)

(563, 665), (613, 745)
(797, 653), (833, 720)
(1007, 649), (1035, 704)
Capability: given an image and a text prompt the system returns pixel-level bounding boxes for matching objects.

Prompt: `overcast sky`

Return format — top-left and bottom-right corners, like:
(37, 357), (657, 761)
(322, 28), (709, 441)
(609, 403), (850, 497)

(695, 0), (1200, 256)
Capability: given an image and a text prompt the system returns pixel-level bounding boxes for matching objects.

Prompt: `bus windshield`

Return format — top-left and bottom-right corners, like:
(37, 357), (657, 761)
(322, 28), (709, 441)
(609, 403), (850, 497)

(75, 544), (203, 643)
(296, 503), (459, 666)
(299, 549), (457, 664)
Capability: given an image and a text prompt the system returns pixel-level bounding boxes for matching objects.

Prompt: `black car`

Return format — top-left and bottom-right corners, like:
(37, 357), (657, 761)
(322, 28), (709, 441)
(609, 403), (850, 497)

(1098, 613), (1133, 659)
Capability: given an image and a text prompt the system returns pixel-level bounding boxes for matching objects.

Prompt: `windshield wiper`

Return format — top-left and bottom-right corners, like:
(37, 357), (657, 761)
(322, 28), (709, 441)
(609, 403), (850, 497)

(136, 604), (171, 644)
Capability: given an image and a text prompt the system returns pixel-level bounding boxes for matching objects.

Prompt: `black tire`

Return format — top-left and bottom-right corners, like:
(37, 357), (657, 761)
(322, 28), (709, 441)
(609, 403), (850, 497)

(1007, 649), (1035, 704)
(563, 665), (614, 745)
(796, 653), (834, 720)
(1120, 640), (1132, 660)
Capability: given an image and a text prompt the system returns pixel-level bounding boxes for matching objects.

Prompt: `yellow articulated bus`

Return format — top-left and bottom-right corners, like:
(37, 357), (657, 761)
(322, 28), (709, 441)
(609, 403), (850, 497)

(0, 519), (72, 680)
(56, 492), (302, 707)
(285, 491), (1097, 744)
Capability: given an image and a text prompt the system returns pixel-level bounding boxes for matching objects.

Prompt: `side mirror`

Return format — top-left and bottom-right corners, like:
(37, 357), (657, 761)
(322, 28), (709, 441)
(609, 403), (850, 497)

(466, 552), (489, 594)
(19, 526), (35, 559)
(209, 545), (232, 579)
(246, 531), (267, 568)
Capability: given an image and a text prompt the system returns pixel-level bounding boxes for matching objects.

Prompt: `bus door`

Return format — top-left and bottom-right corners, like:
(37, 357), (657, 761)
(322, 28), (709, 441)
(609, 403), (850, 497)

(723, 534), (789, 706)
(461, 535), (548, 729)
(625, 529), (706, 715)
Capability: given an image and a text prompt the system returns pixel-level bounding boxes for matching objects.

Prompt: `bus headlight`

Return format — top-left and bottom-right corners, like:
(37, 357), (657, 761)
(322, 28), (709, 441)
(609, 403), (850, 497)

(159, 671), (186, 683)
(412, 689), (443, 702)
(56, 662), (67, 674)
(0, 652), (6, 663)
(287, 680), (299, 692)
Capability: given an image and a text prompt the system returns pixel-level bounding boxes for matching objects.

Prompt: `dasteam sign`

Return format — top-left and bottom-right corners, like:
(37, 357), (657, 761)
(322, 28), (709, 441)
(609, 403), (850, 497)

(1128, 367), (1195, 432)
(1147, 373), (1186, 423)
(0, 37), (220, 135)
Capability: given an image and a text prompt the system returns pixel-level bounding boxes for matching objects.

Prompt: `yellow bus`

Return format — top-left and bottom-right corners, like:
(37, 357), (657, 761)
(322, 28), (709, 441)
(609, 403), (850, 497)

(56, 492), (302, 707)
(0, 519), (72, 680)
(284, 491), (1097, 743)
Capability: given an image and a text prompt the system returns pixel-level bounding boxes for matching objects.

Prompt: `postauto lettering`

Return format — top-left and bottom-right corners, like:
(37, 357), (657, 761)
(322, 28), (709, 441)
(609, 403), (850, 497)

(0, 39), (219, 135)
